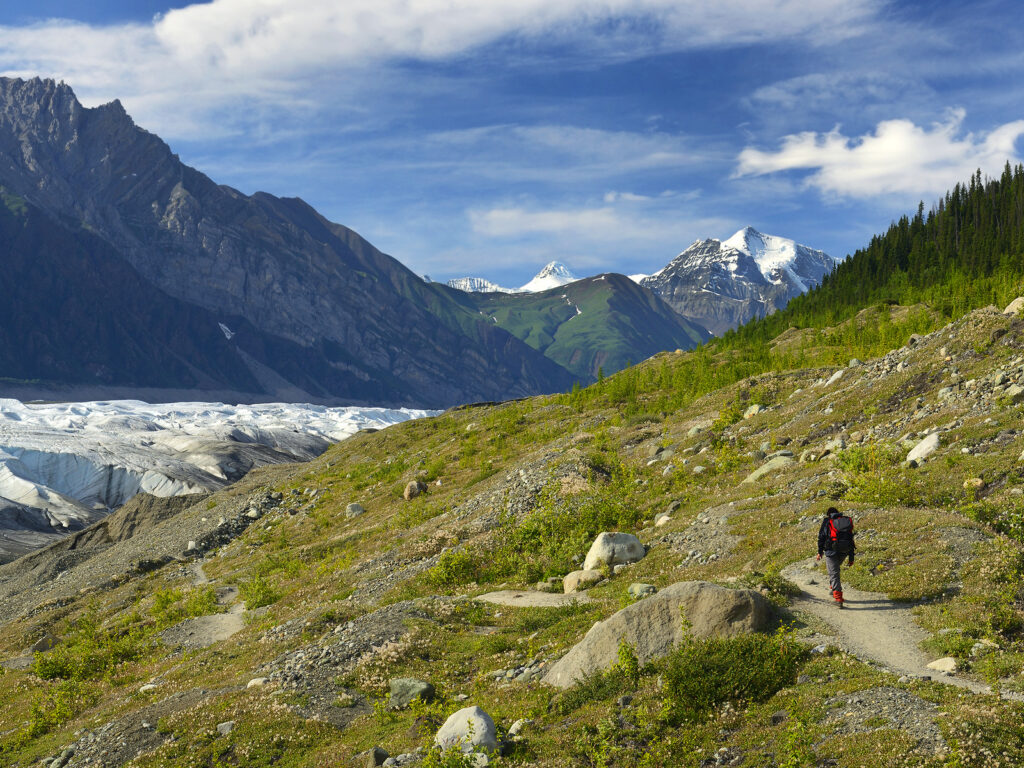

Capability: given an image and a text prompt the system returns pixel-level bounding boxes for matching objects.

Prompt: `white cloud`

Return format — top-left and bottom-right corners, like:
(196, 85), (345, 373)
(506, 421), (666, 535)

(735, 110), (1024, 198)
(0, 0), (880, 137)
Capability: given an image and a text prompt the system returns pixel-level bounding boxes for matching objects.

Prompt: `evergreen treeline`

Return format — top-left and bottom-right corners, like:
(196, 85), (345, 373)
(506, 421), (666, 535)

(724, 163), (1024, 348)
(571, 166), (1024, 416)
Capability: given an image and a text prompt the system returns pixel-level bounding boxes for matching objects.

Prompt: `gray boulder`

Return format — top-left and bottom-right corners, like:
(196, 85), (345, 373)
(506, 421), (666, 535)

(543, 581), (772, 688)
(389, 678), (434, 709)
(563, 569), (603, 593)
(435, 705), (499, 754)
(345, 502), (366, 519)
(582, 532), (646, 571)
(906, 433), (940, 464)
(403, 481), (427, 500)
(353, 747), (389, 767)
(740, 455), (795, 484)
(1003, 296), (1024, 315)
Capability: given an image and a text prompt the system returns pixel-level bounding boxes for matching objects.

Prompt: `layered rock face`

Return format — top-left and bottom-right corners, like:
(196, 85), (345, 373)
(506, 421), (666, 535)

(643, 227), (835, 335)
(0, 77), (575, 407)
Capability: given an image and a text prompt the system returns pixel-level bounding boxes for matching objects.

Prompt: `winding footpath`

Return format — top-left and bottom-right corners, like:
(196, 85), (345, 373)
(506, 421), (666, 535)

(782, 557), (1022, 701)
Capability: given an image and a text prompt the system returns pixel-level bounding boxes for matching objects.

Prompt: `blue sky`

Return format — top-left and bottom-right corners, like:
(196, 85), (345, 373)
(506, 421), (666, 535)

(1, 1), (1022, 288)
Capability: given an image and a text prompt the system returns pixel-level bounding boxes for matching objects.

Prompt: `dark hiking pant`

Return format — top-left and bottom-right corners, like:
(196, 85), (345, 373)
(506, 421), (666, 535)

(824, 554), (844, 594)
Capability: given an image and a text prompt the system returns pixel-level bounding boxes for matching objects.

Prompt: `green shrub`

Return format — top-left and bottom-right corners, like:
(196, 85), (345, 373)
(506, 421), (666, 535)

(426, 549), (481, 590)
(32, 612), (151, 682)
(661, 631), (807, 724)
(151, 585), (219, 628)
(239, 575), (281, 609)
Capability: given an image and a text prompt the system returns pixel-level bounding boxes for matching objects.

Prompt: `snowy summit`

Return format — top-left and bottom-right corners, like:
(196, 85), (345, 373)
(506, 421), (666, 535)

(642, 226), (835, 336)
(520, 262), (578, 292)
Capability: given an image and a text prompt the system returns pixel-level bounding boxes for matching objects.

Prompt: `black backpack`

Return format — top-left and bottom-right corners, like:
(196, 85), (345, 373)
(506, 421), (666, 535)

(828, 515), (854, 554)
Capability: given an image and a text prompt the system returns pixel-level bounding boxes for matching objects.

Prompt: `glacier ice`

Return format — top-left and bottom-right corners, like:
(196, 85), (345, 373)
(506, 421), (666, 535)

(0, 398), (434, 562)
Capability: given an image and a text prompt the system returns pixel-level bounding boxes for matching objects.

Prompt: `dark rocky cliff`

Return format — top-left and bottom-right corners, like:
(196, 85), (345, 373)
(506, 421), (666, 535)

(0, 78), (574, 406)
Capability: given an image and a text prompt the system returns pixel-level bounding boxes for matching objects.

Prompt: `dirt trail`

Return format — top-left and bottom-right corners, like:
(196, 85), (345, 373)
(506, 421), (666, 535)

(783, 558), (1020, 700)
(159, 559), (245, 650)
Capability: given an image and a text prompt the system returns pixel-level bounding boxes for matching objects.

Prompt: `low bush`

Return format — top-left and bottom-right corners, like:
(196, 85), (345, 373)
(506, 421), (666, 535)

(239, 574), (281, 609)
(661, 631), (807, 724)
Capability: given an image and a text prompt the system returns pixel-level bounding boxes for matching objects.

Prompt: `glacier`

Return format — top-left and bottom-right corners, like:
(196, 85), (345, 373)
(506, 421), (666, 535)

(0, 399), (434, 562)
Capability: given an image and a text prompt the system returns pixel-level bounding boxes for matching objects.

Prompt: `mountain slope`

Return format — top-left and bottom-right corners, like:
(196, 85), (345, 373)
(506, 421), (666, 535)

(643, 226), (835, 335)
(0, 77), (574, 407)
(445, 277), (515, 293)
(2, 300), (1024, 766)
(461, 273), (711, 380)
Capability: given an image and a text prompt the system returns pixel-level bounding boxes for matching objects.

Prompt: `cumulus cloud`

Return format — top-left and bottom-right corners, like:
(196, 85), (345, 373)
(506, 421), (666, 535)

(735, 110), (1024, 198)
(0, 0), (880, 136)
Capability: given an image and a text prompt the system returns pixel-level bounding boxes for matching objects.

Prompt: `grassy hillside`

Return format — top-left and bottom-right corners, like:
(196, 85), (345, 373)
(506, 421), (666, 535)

(461, 273), (711, 381)
(2, 298), (1024, 767)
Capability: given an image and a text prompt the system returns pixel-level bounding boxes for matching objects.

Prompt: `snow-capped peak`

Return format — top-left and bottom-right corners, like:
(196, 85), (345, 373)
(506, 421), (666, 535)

(520, 261), (578, 292)
(446, 276), (515, 294)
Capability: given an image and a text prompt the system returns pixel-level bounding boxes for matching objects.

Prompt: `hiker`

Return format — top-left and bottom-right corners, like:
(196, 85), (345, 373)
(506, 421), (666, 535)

(816, 506), (855, 606)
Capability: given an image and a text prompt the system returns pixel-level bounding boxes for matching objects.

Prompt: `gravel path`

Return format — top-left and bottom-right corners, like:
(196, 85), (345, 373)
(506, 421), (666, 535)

(782, 557), (1012, 698)
(476, 589), (592, 607)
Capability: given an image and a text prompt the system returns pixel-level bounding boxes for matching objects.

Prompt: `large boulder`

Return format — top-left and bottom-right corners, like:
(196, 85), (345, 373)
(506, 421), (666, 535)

(1002, 296), (1024, 315)
(740, 455), (795, 484)
(389, 677), (434, 709)
(543, 581), (773, 689)
(906, 433), (940, 464)
(435, 706), (499, 754)
(403, 481), (427, 500)
(563, 569), (603, 593)
(582, 532), (646, 571)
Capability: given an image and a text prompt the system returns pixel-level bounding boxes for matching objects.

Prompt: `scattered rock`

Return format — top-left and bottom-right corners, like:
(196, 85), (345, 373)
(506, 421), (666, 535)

(743, 404), (763, 419)
(389, 678), (435, 709)
(138, 684), (158, 694)
(543, 581), (772, 688)
(563, 570), (603, 593)
(771, 710), (788, 726)
(247, 677), (269, 688)
(403, 481), (427, 500)
(535, 576), (563, 593)
(216, 721), (235, 736)
(582, 532), (646, 571)
(345, 503), (366, 519)
(435, 706), (499, 754)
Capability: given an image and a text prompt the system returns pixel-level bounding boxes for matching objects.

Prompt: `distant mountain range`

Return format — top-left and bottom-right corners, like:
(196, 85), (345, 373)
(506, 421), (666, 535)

(0, 78), (828, 407)
(446, 261), (578, 294)
(447, 229), (835, 338)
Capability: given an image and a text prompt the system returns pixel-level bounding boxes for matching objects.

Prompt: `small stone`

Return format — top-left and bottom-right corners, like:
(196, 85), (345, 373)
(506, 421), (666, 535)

(770, 710), (788, 726)
(139, 684), (158, 694)
(434, 706), (499, 754)
(628, 583), (657, 600)
(926, 657), (958, 673)
(743, 404), (762, 419)
(345, 503), (366, 519)
(507, 719), (531, 739)
(353, 747), (389, 767)
(247, 677), (269, 688)
(216, 721), (235, 736)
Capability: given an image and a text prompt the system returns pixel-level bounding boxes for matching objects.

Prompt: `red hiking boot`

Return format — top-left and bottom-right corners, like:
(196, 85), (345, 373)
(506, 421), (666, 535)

(833, 590), (844, 607)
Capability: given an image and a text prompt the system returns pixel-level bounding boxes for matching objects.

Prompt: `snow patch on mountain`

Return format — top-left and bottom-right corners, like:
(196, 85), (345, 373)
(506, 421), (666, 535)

(0, 399), (434, 561)
(446, 277), (515, 293)
(520, 262), (578, 292)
